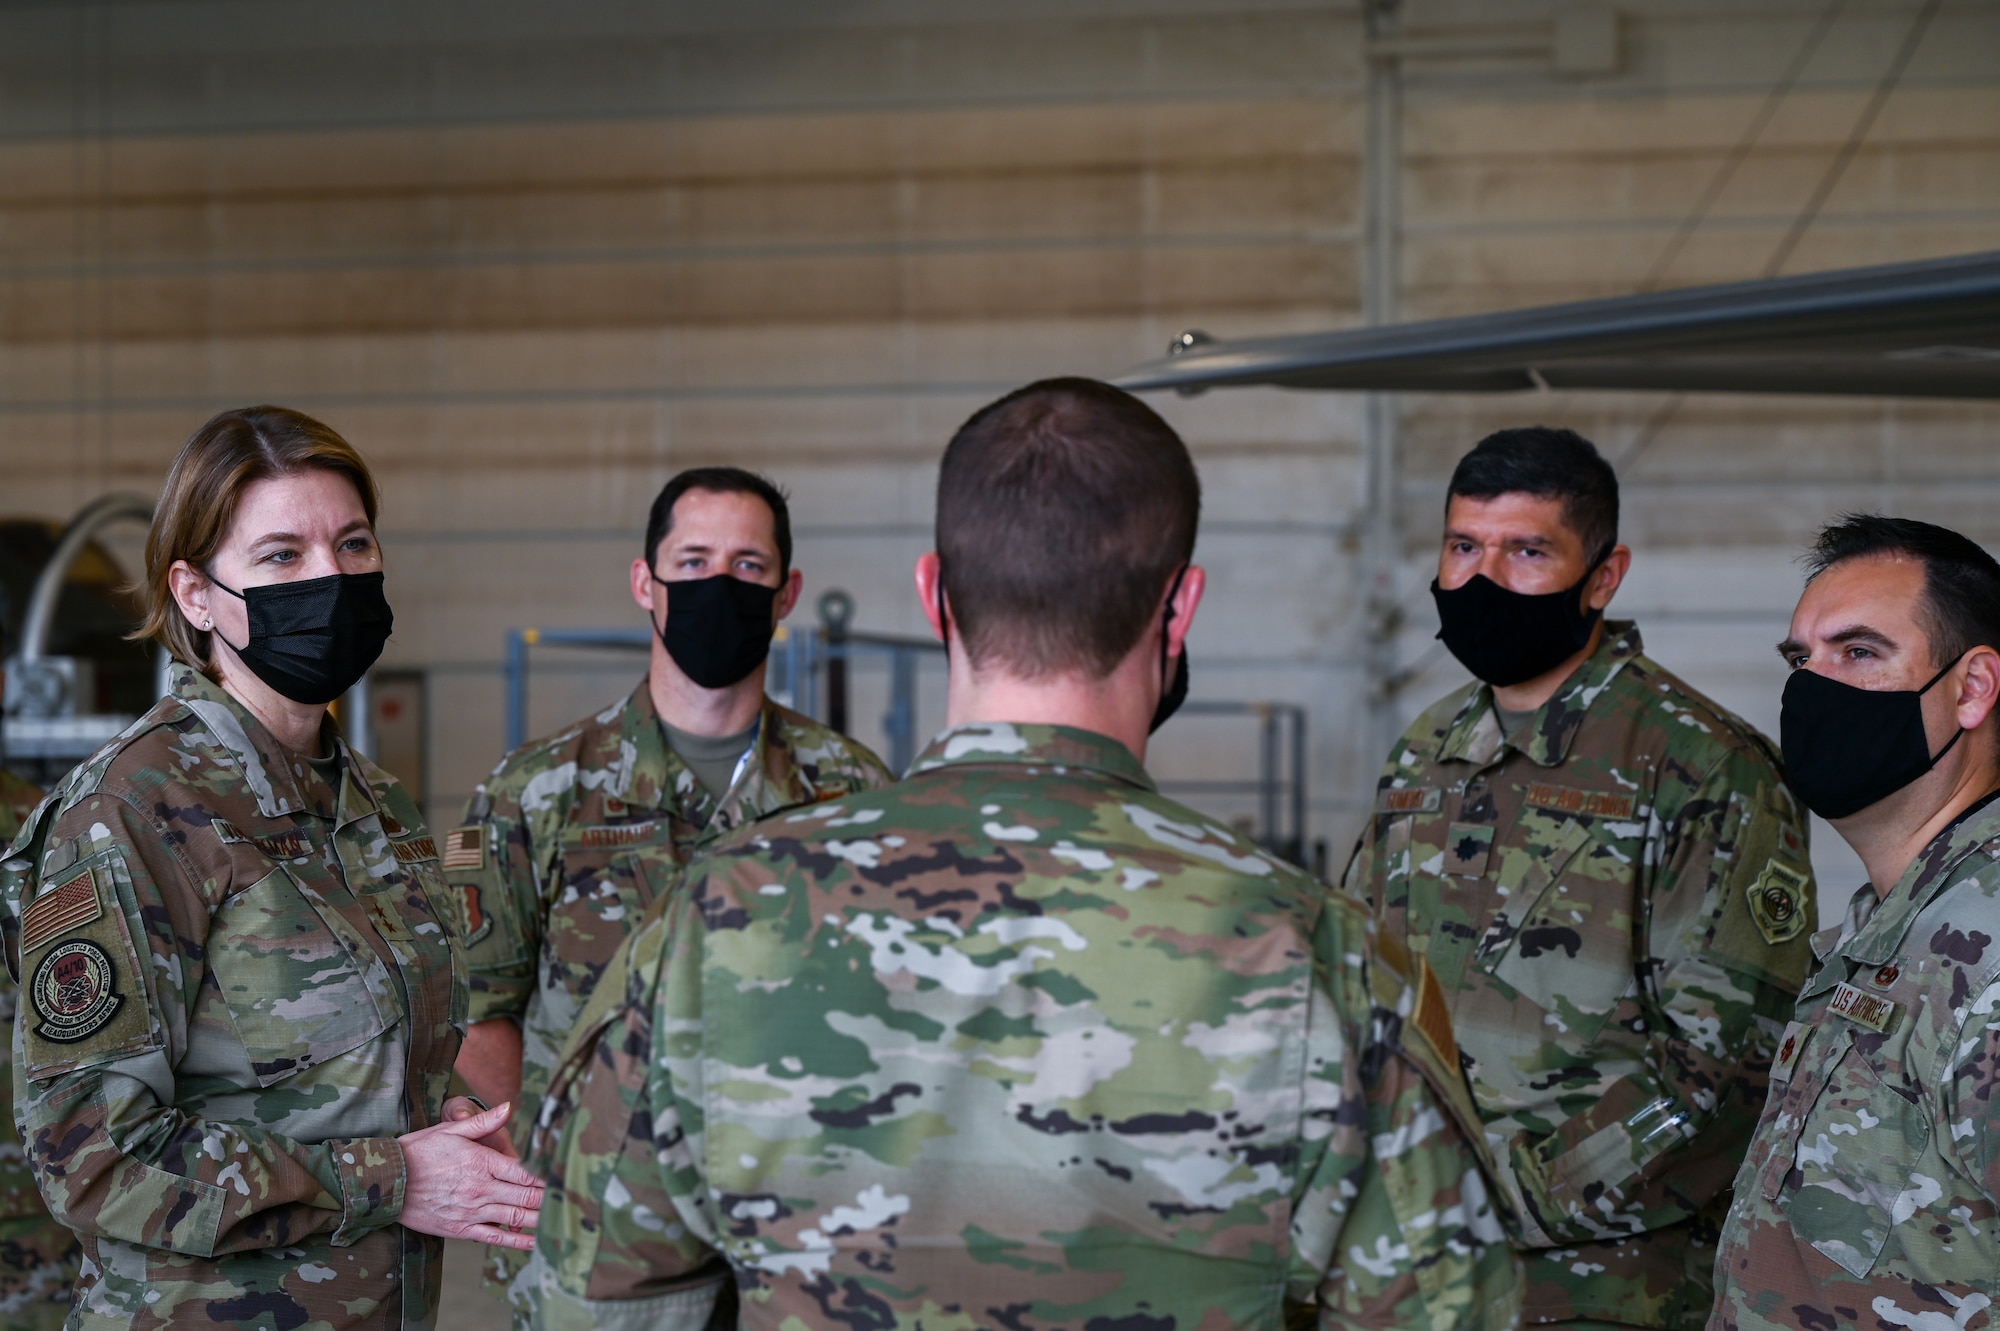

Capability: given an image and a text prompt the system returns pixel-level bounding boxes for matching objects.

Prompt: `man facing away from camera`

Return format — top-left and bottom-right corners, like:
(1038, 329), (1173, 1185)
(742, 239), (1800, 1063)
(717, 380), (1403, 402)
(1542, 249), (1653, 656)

(511, 378), (1523, 1330)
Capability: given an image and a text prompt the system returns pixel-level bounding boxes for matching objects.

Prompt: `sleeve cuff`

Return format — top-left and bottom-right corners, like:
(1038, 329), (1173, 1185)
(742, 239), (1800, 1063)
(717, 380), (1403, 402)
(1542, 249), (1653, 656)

(326, 1136), (407, 1244)
(466, 974), (535, 1026)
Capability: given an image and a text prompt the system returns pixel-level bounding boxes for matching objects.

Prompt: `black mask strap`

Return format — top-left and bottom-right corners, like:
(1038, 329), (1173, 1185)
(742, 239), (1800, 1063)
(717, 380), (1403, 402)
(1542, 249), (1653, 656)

(1919, 649), (1973, 765)
(1159, 566), (1188, 678)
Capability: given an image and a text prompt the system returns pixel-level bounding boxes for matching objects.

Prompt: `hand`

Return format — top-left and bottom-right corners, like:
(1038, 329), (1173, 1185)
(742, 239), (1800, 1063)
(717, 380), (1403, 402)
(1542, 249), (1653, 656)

(398, 1101), (543, 1249)
(446, 1093), (519, 1157)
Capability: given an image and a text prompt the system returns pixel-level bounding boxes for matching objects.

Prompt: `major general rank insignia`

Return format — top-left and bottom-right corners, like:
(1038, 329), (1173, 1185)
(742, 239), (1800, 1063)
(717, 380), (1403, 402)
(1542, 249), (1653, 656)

(30, 939), (123, 1043)
(1747, 860), (1810, 945)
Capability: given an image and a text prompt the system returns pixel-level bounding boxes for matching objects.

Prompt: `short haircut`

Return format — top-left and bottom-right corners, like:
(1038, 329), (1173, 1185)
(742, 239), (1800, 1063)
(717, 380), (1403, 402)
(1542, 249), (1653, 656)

(1447, 426), (1619, 563)
(936, 377), (1200, 678)
(1803, 514), (2000, 667)
(139, 406), (379, 676)
(644, 467), (792, 577)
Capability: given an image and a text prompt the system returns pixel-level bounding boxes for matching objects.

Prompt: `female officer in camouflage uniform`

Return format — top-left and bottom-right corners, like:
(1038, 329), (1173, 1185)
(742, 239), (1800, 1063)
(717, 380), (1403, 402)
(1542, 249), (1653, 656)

(1, 406), (541, 1329)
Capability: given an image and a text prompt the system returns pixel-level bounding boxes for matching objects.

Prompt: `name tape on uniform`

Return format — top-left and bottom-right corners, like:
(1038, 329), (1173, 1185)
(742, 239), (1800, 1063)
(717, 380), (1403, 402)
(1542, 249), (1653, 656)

(578, 821), (666, 850)
(20, 868), (103, 954)
(1523, 784), (1636, 820)
(391, 836), (438, 864)
(1376, 788), (1441, 815)
(1828, 980), (1898, 1033)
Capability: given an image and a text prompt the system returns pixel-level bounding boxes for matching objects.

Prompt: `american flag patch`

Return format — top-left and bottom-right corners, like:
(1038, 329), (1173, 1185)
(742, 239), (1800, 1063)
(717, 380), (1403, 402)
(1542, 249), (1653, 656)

(21, 869), (103, 954)
(441, 827), (485, 872)
(391, 837), (438, 864)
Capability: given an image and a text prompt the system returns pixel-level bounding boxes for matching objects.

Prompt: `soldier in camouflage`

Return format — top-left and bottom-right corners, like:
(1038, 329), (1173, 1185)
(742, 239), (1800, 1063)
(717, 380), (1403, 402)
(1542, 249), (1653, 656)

(443, 467), (892, 1294)
(0, 407), (539, 1330)
(1712, 516), (2000, 1331)
(1343, 428), (1815, 1331)
(0, 766), (79, 1330)
(512, 378), (1522, 1330)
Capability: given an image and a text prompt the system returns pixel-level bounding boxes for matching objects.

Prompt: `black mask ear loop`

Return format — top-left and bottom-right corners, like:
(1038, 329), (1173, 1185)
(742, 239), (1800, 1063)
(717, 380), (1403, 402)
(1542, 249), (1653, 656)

(1917, 650), (1973, 766)
(1159, 566), (1188, 680)
(204, 571), (248, 654)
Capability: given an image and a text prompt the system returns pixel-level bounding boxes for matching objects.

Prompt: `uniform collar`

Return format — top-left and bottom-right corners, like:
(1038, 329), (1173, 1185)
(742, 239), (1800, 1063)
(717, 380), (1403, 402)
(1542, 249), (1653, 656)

(1437, 620), (1644, 769)
(907, 722), (1155, 791)
(172, 662), (351, 821)
(1833, 789), (2000, 968)
(618, 684), (816, 829)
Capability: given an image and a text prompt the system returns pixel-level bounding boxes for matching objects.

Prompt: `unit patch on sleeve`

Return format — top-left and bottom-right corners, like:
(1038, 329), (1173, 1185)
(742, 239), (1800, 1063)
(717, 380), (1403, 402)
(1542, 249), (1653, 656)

(30, 939), (124, 1043)
(1747, 860), (1811, 945)
(457, 883), (493, 945)
(20, 868), (104, 954)
(441, 826), (485, 872)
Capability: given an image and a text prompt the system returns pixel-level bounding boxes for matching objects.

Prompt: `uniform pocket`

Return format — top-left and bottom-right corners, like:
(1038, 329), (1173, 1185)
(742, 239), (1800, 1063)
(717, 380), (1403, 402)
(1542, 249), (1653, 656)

(546, 828), (674, 1006)
(207, 868), (398, 1086)
(1781, 1037), (1932, 1279)
(1481, 821), (1634, 1044)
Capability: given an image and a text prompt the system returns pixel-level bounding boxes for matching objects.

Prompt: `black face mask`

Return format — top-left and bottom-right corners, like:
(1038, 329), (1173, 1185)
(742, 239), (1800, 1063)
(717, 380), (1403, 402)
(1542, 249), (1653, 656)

(1150, 568), (1190, 734)
(209, 570), (393, 706)
(652, 572), (779, 690)
(1780, 655), (1967, 820)
(1432, 564), (1604, 688)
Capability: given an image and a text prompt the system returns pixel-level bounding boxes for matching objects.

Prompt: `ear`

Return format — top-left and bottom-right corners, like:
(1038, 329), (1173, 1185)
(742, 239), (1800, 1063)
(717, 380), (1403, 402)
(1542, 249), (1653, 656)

(914, 553), (947, 644)
(630, 557), (658, 616)
(774, 567), (803, 622)
(1163, 566), (1206, 659)
(1584, 544), (1632, 612)
(1955, 645), (2000, 733)
(168, 560), (213, 632)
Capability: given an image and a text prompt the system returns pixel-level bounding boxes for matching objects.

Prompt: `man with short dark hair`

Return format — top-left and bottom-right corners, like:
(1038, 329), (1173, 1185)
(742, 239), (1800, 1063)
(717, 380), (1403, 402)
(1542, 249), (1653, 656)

(1711, 515), (2000, 1331)
(444, 466), (893, 1294)
(512, 379), (1521, 1330)
(1343, 427), (1815, 1331)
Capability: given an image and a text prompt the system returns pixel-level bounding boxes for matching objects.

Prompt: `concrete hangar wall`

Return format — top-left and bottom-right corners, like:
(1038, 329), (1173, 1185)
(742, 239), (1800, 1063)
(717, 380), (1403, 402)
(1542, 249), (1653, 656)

(0, 0), (1995, 904)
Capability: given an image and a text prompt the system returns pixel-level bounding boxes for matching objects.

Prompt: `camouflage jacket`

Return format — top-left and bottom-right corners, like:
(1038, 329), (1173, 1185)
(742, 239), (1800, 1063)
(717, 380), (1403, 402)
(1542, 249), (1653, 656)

(1342, 622), (1815, 1330)
(1710, 794), (2000, 1331)
(511, 722), (1523, 1331)
(0, 765), (52, 1222)
(0, 664), (462, 1331)
(441, 682), (892, 1136)
(0, 768), (79, 1331)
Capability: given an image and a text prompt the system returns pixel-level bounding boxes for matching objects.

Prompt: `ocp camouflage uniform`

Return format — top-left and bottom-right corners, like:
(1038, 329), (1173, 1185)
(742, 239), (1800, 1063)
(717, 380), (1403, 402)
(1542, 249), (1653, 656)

(0, 768), (79, 1331)
(512, 722), (1523, 1331)
(1342, 622), (1815, 1330)
(0, 664), (462, 1330)
(441, 683), (891, 1288)
(1710, 794), (2000, 1331)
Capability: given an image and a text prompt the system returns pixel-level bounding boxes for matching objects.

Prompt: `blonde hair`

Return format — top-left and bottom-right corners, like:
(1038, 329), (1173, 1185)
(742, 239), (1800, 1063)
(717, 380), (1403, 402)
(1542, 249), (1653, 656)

(138, 406), (379, 675)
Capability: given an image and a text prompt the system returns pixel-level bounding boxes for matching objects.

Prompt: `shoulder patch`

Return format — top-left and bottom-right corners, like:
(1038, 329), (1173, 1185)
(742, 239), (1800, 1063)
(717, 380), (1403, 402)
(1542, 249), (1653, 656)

(1376, 787), (1441, 815)
(30, 939), (124, 1043)
(20, 868), (104, 953)
(441, 825), (485, 872)
(1747, 860), (1810, 945)
(1523, 783), (1637, 820)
